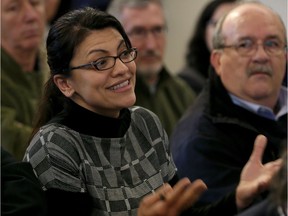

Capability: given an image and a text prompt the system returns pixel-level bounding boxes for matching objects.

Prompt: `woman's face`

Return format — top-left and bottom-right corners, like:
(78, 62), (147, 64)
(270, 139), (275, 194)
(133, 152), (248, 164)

(205, 3), (236, 51)
(55, 28), (136, 118)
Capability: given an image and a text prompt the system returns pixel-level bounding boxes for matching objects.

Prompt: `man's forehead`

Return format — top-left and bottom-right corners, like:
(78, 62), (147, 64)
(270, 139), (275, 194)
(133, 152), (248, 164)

(224, 3), (279, 26)
(222, 4), (284, 37)
(121, 11), (165, 29)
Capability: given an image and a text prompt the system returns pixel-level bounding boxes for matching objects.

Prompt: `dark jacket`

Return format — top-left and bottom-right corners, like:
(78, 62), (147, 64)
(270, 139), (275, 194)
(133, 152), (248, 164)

(236, 199), (283, 216)
(1, 147), (47, 216)
(170, 68), (287, 205)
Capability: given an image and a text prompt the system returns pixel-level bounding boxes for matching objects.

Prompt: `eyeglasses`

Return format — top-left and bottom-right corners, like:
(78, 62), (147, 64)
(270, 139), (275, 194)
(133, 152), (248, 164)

(219, 39), (287, 57)
(127, 26), (167, 40)
(70, 48), (137, 71)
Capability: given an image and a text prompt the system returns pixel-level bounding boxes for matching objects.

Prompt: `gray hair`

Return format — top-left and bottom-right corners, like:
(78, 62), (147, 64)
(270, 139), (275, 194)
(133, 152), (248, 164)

(107, 0), (164, 22)
(212, 0), (287, 49)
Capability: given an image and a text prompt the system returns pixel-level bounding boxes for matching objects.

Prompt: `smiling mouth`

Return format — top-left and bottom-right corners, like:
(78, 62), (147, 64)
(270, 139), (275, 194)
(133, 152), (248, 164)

(109, 80), (129, 91)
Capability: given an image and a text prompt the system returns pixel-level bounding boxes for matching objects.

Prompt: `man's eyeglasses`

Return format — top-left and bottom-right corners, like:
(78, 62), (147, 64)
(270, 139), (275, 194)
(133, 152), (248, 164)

(219, 39), (287, 57)
(70, 48), (137, 71)
(127, 25), (167, 40)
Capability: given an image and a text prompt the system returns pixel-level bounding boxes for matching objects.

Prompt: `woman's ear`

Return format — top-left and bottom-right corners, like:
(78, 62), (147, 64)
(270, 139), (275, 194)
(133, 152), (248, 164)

(53, 75), (74, 97)
(210, 50), (222, 76)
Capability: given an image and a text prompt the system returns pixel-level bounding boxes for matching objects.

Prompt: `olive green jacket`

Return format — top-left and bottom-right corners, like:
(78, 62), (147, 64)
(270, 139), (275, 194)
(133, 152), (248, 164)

(134, 67), (196, 137)
(1, 48), (48, 160)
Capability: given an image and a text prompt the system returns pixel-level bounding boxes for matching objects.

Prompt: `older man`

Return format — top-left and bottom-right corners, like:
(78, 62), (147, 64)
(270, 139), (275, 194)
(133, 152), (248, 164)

(1, 0), (48, 160)
(171, 0), (287, 207)
(107, 0), (196, 137)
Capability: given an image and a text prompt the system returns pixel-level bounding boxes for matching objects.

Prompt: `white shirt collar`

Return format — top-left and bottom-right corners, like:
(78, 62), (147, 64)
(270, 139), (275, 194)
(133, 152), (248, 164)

(229, 86), (288, 120)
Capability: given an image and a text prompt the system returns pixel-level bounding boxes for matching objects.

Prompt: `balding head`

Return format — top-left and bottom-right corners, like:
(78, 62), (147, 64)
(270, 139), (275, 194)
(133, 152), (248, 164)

(213, 1), (287, 49)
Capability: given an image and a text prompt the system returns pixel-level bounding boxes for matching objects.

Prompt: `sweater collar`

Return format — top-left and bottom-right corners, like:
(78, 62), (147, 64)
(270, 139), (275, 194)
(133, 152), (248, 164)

(51, 100), (131, 138)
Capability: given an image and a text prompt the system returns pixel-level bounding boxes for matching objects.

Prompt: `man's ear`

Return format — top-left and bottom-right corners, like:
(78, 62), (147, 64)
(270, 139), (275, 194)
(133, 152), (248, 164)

(210, 50), (222, 76)
(53, 75), (74, 97)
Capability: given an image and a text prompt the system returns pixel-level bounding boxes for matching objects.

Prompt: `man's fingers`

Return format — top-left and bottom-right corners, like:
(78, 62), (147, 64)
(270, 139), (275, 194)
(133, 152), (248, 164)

(140, 183), (172, 207)
(168, 177), (191, 194)
(138, 184), (173, 216)
(154, 183), (173, 202)
(139, 179), (208, 216)
(166, 178), (207, 210)
(249, 134), (267, 163)
(179, 179), (207, 206)
(258, 158), (283, 189)
(264, 158), (283, 170)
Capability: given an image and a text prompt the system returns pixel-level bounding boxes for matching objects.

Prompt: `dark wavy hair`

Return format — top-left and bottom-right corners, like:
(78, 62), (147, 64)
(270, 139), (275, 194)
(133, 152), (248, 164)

(30, 7), (132, 140)
(185, 0), (237, 79)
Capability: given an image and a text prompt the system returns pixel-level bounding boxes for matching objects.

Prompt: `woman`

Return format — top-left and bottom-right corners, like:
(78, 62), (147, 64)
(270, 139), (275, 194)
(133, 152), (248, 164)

(23, 7), (205, 216)
(23, 7), (282, 216)
(178, 0), (237, 94)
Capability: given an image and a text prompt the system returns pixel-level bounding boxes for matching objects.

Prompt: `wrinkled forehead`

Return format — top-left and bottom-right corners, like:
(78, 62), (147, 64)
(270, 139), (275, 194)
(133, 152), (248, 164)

(222, 4), (286, 42)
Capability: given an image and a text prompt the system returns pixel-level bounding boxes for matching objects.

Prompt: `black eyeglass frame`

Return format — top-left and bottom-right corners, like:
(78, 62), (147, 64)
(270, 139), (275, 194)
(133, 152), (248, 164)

(69, 47), (137, 71)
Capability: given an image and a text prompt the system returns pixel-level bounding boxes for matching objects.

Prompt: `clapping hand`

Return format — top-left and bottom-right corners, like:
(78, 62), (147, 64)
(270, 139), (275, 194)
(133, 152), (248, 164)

(138, 178), (207, 216)
(236, 134), (283, 209)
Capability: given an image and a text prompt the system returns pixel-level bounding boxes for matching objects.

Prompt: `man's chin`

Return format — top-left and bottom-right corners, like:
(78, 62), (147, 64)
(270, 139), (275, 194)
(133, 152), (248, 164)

(22, 37), (42, 49)
(137, 64), (162, 77)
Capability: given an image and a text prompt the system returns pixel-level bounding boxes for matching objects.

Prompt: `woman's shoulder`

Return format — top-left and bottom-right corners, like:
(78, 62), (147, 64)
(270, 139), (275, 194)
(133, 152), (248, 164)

(37, 123), (72, 136)
(25, 123), (80, 165)
(129, 106), (163, 127)
(129, 106), (167, 138)
(28, 123), (80, 150)
(129, 106), (160, 122)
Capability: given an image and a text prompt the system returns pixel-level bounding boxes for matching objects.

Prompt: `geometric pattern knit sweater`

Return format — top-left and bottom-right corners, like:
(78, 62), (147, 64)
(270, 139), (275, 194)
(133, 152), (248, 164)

(24, 101), (176, 216)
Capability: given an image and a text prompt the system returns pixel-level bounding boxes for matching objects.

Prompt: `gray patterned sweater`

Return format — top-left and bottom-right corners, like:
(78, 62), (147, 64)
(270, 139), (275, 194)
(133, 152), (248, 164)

(24, 101), (176, 216)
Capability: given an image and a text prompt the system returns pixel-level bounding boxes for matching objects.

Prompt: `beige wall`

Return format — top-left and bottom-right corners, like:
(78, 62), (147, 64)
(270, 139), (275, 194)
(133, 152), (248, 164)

(163, 0), (287, 74)
(164, 0), (210, 74)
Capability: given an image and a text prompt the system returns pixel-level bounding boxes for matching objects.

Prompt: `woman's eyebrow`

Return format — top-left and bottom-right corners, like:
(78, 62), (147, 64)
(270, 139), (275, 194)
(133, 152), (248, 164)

(117, 40), (126, 50)
(86, 39), (126, 56)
